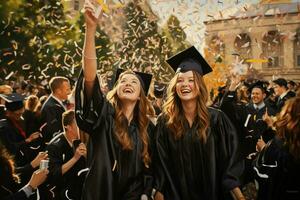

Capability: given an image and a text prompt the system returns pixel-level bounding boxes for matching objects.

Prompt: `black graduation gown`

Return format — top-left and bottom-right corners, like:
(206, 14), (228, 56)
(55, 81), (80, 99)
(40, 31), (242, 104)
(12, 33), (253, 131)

(275, 91), (296, 113)
(0, 117), (43, 167)
(45, 133), (87, 200)
(40, 96), (66, 143)
(155, 107), (242, 200)
(74, 72), (154, 200)
(254, 137), (300, 200)
(221, 91), (277, 153)
(23, 110), (41, 135)
(220, 91), (276, 184)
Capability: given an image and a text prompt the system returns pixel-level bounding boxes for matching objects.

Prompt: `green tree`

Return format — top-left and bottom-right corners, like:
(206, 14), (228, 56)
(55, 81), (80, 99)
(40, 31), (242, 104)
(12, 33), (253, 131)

(163, 15), (190, 53)
(0, 0), (115, 84)
(115, 1), (174, 82)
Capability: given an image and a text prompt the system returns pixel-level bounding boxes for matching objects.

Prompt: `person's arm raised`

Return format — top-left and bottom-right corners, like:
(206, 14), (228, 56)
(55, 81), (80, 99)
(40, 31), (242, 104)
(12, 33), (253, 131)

(82, 4), (101, 97)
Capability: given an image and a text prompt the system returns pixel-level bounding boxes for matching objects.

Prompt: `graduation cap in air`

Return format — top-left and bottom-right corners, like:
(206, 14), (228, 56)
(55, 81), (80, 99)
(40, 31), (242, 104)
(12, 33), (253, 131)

(248, 80), (268, 94)
(166, 46), (213, 76)
(114, 68), (153, 95)
(0, 93), (25, 111)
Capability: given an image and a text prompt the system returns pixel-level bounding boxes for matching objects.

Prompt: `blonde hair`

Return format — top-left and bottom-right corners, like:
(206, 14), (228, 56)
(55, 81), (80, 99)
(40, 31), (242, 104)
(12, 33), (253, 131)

(106, 70), (155, 166)
(162, 71), (210, 143)
(275, 97), (300, 160)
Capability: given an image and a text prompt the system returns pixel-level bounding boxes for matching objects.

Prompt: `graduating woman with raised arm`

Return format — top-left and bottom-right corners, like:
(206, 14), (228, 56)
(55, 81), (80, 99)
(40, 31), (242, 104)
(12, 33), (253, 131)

(75, 2), (155, 200)
(154, 46), (244, 200)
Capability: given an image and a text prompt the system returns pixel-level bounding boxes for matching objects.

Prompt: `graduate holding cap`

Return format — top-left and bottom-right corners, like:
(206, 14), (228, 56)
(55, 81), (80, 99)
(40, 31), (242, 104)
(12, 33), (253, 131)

(154, 46), (244, 200)
(75, 2), (156, 199)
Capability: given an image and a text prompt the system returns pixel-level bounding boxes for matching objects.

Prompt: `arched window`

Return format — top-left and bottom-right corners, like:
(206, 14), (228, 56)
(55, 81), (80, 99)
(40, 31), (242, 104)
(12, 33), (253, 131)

(262, 30), (283, 68)
(294, 29), (300, 67)
(209, 35), (225, 63)
(234, 33), (252, 63)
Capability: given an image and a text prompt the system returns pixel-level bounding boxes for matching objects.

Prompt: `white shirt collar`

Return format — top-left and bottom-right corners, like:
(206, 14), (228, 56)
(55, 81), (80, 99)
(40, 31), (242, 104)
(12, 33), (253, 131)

(254, 102), (265, 110)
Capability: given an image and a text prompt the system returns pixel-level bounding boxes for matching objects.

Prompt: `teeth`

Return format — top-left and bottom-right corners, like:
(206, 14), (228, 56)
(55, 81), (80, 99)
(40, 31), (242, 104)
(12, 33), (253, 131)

(123, 88), (133, 93)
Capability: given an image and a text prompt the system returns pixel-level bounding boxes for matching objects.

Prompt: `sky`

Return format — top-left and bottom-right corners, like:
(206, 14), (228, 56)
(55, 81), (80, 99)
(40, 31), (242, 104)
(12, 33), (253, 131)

(148, 0), (299, 52)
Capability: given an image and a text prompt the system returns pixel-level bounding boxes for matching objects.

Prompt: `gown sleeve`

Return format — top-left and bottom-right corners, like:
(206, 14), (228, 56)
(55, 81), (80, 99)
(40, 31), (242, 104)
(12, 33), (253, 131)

(154, 116), (179, 199)
(213, 109), (243, 192)
(75, 70), (110, 135)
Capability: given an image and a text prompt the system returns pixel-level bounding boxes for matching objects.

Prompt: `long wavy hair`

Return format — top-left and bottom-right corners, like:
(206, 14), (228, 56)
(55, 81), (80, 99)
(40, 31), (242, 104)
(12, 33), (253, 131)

(106, 70), (155, 166)
(275, 97), (300, 160)
(0, 146), (19, 186)
(162, 71), (210, 143)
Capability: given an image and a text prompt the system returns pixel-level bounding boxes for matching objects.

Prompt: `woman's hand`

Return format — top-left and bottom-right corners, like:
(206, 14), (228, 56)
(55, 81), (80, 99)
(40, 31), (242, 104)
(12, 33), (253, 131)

(83, 0), (101, 30)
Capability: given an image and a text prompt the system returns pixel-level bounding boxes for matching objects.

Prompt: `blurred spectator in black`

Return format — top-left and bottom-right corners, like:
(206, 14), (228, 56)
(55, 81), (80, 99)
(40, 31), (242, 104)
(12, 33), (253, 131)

(40, 76), (71, 143)
(0, 93), (42, 166)
(273, 78), (295, 112)
(265, 88), (278, 112)
(287, 80), (297, 92)
(152, 82), (166, 116)
(212, 85), (226, 108)
(23, 95), (42, 135)
(221, 77), (276, 188)
(255, 97), (300, 200)
(45, 110), (87, 200)
(0, 145), (48, 200)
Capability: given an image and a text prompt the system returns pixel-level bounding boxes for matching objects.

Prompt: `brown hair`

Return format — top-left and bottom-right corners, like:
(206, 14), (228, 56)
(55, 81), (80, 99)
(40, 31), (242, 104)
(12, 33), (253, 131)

(49, 76), (69, 93)
(25, 95), (40, 112)
(62, 110), (75, 128)
(0, 146), (20, 185)
(106, 71), (155, 166)
(275, 97), (300, 160)
(162, 71), (210, 143)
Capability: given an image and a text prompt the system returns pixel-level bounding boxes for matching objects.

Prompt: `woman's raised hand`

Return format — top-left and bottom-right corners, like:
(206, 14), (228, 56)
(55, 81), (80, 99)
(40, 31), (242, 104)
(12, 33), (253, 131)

(83, 0), (102, 29)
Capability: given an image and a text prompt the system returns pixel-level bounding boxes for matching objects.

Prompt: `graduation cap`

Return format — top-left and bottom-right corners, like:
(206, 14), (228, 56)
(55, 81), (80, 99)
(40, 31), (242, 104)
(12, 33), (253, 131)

(166, 46), (213, 76)
(248, 80), (268, 94)
(0, 93), (25, 111)
(154, 82), (166, 98)
(114, 68), (153, 95)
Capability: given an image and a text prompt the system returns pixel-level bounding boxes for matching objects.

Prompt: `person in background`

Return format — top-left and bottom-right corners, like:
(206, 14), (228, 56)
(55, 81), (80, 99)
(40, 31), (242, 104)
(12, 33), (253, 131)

(40, 76), (71, 143)
(152, 82), (166, 116)
(46, 110), (87, 200)
(155, 46), (244, 200)
(0, 145), (48, 200)
(23, 95), (42, 135)
(273, 78), (295, 112)
(287, 80), (296, 93)
(0, 93), (42, 166)
(221, 78), (276, 197)
(255, 97), (300, 200)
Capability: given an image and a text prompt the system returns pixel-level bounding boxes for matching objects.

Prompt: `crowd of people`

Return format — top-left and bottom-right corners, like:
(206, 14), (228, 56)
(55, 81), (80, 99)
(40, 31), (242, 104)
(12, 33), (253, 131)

(1, 1), (300, 200)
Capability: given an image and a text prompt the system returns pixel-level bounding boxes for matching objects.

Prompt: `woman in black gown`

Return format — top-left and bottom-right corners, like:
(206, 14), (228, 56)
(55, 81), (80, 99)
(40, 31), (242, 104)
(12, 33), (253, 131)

(154, 46), (244, 200)
(75, 2), (155, 200)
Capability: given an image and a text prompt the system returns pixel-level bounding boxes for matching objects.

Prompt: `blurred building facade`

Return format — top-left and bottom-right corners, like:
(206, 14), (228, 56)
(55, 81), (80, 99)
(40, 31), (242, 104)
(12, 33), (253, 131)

(204, 2), (300, 81)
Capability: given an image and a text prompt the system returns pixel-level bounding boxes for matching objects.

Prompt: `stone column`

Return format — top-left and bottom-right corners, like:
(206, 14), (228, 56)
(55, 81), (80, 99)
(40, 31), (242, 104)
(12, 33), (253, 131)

(281, 25), (297, 69)
(249, 29), (265, 71)
(221, 30), (239, 67)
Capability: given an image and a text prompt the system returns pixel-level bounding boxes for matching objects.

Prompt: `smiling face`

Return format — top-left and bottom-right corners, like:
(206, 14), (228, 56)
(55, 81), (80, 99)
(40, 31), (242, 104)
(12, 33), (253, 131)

(116, 73), (142, 102)
(175, 71), (199, 103)
(251, 87), (266, 105)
